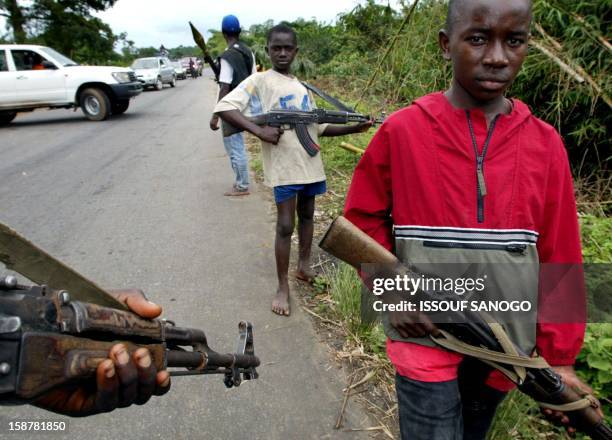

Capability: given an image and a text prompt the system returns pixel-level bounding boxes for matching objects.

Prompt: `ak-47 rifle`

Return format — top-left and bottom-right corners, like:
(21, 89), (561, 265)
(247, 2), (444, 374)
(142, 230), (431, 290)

(0, 222), (259, 405)
(189, 21), (220, 80)
(249, 109), (384, 157)
(319, 216), (612, 440)
(249, 82), (384, 157)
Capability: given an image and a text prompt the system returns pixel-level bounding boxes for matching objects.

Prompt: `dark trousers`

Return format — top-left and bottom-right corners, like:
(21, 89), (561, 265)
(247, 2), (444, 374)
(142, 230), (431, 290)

(395, 359), (506, 440)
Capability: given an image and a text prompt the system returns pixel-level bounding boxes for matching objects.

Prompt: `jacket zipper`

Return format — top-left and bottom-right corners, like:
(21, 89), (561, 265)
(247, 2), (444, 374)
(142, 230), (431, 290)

(423, 240), (527, 255)
(466, 111), (500, 223)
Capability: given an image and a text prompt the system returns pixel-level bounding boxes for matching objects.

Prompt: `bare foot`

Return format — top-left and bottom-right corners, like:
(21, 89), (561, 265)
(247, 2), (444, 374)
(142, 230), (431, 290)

(295, 267), (316, 284)
(271, 288), (290, 316)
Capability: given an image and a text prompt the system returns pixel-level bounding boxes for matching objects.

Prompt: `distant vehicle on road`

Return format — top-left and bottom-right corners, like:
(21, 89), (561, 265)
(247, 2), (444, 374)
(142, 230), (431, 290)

(130, 57), (176, 90)
(0, 44), (142, 124)
(171, 61), (187, 80)
(180, 57), (203, 78)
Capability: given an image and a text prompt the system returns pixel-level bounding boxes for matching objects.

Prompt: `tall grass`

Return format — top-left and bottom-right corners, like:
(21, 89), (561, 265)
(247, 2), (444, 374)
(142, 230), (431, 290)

(326, 262), (387, 355)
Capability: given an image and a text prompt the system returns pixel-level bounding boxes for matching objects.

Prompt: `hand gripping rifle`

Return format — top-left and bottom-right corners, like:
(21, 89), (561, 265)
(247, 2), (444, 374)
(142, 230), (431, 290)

(0, 223), (259, 404)
(189, 21), (220, 81)
(319, 216), (612, 440)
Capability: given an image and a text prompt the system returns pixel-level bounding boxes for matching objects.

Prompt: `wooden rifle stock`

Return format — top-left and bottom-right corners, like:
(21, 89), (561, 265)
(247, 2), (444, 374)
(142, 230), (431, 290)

(319, 216), (398, 268)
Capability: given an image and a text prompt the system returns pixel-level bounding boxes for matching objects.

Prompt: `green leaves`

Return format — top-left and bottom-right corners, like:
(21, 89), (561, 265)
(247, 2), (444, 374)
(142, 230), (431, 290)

(513, 0), (611, 176)
(576, 323), (612, 411)
(580, 215), (612, 262)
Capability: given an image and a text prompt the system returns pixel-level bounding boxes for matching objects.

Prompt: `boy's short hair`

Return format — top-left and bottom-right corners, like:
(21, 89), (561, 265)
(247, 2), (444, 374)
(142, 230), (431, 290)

(266, 23), (297, 45)
(445, 0), (533, 32)
(445, 0), (460, 32)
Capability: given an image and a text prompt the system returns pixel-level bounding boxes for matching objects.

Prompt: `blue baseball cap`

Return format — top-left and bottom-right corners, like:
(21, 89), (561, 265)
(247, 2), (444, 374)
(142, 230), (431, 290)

(221, 15), (241, 33)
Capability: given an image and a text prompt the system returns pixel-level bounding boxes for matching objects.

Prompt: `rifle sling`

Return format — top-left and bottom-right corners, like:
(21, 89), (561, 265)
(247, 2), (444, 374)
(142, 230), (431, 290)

(538, 395), (600, 412)
(301, 82), (355, 113)
(431, 325), (597, 413)
(431, 329), (547, 383)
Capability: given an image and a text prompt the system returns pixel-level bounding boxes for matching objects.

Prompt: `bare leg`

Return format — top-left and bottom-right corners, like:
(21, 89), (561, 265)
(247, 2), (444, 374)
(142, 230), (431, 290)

(296, 194), (316, 283)
(272, 197), (296, 316)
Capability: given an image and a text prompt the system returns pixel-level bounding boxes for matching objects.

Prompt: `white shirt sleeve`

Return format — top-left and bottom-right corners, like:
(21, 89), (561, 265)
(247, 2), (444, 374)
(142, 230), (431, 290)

(219, 58), (234, 85)
(213, 74), (258, 114)
(251, 53), (257, 74)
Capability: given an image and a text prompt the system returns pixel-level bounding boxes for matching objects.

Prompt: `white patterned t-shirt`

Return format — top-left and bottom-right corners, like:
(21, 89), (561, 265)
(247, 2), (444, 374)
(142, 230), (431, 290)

(214, 69), (327, 187)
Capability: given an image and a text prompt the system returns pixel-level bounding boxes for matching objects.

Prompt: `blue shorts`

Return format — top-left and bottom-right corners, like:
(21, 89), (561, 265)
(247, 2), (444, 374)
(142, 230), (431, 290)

(273, 181), (327, 204)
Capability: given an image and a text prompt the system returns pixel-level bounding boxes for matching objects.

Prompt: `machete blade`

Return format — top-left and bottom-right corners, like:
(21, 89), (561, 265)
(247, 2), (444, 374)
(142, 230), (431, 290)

(0, 221), (126, 309)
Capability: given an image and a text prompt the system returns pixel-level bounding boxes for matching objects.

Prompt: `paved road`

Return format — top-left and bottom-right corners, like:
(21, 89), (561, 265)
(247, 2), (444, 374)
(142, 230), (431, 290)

(0, 77), (371, 439)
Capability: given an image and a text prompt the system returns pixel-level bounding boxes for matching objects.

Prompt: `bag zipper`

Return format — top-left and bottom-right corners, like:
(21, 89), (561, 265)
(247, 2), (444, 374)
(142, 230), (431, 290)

(466, 111), (500, 223)
(423, 240), (527, 255)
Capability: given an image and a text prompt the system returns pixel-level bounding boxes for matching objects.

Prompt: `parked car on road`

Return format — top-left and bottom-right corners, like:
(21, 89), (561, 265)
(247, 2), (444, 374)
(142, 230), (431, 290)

(171, 61), (187, 80)
(131, 57), (176, 90)
(0, 44), (142, 124)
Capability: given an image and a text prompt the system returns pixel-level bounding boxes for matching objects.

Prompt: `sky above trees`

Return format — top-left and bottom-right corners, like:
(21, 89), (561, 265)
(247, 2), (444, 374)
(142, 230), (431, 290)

(0, 0), (403, 49)
(91, 0), (402, 48)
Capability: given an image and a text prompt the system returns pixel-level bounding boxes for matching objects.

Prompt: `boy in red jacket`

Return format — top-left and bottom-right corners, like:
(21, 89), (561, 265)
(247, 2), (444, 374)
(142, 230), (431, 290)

(344, 0), (596, 438)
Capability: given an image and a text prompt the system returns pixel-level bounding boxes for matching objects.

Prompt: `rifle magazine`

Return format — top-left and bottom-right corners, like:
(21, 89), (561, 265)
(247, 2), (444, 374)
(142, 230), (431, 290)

(295, 124), (320, 157)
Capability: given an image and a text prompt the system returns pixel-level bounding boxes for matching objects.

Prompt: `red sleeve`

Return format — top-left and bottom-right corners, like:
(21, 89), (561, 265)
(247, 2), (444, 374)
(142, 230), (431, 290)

(535, 136), (585, 366)
(343, 124), (394, 251)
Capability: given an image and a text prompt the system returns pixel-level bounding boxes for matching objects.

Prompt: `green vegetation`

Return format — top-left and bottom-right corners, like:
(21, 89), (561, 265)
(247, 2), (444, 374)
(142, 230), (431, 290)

(576, 324), (612, 408)
(515, 0), (611, 175)
(581, 215), (612, 263)
(325, 262), (387, 355)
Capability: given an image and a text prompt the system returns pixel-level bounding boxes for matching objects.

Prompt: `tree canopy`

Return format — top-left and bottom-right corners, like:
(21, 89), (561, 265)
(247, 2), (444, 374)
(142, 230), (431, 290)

(1, 0), (120, 63)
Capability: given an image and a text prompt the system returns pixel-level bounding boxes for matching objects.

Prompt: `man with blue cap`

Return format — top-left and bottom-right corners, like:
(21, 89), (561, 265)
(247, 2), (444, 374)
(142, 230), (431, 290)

(210, 14), (256, 196)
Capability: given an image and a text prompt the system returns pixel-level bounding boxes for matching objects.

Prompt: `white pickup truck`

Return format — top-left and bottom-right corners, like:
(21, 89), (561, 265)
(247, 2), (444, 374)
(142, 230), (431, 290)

(0, 44), (143, 124)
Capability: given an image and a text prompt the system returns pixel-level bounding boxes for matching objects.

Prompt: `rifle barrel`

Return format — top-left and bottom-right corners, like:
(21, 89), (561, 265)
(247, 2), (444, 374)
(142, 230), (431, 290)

(166, 350), (260, 370)
(247, 109), (370, 127)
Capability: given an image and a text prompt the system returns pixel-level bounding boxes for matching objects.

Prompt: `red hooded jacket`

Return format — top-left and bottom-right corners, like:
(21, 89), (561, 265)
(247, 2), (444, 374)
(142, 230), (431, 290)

(344, 92), (585, 390)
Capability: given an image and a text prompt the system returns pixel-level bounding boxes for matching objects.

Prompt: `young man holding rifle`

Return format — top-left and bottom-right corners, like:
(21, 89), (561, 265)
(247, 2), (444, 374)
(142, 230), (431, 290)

(214, 24), (371, 316)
